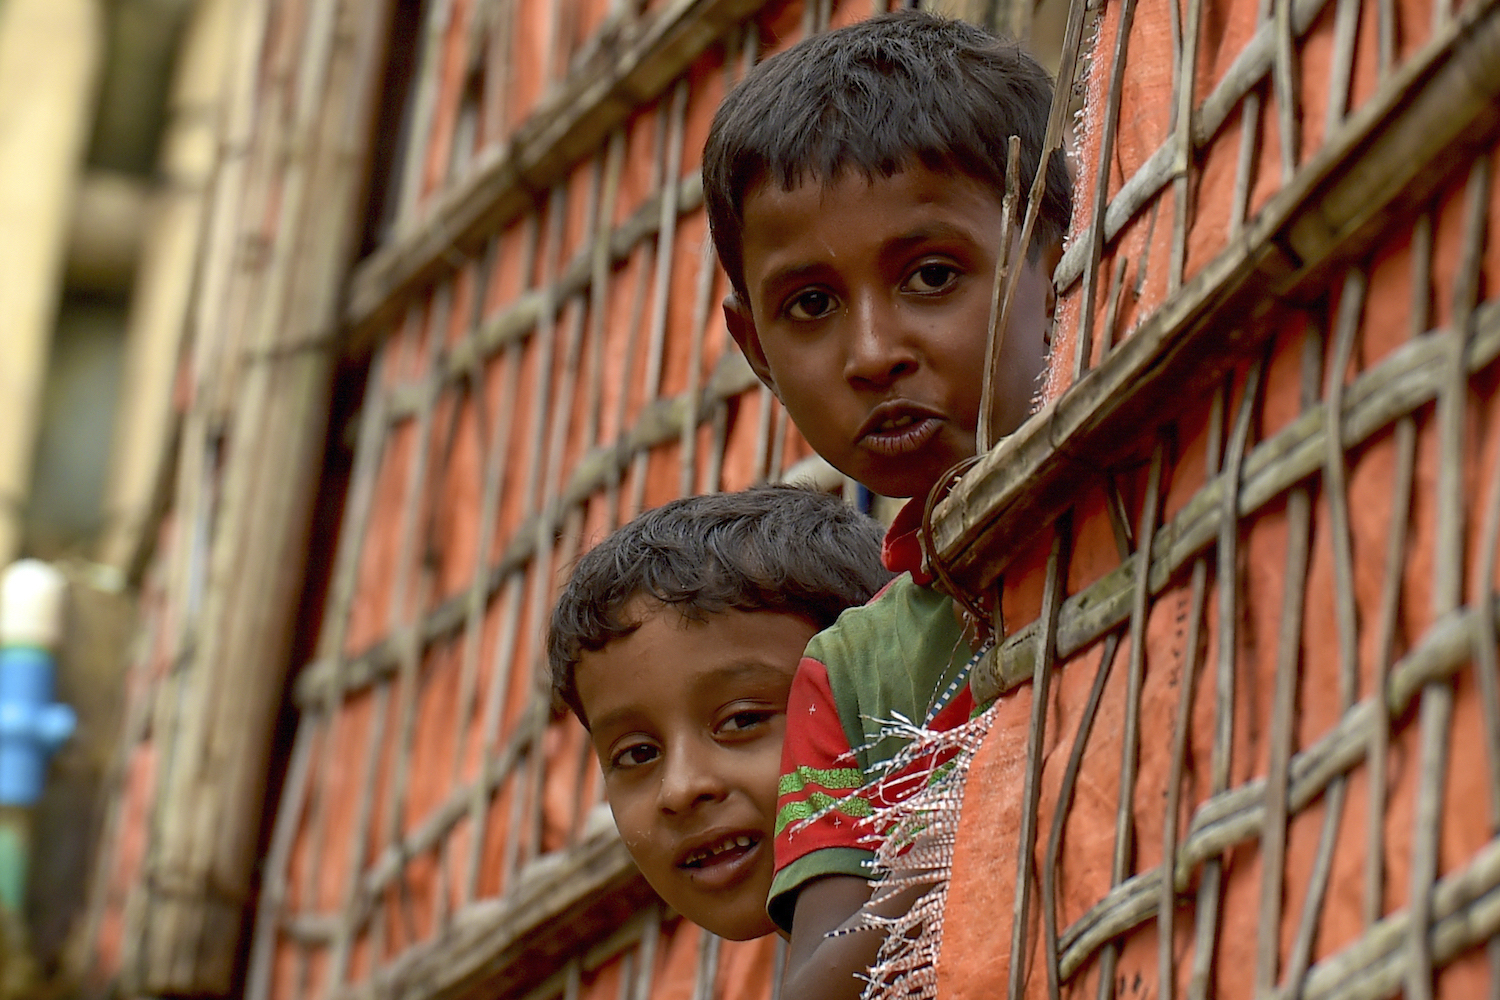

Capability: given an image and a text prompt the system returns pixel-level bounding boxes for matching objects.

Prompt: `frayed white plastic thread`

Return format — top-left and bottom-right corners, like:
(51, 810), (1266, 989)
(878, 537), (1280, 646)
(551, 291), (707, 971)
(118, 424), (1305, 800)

(853, 704), (997, 1000)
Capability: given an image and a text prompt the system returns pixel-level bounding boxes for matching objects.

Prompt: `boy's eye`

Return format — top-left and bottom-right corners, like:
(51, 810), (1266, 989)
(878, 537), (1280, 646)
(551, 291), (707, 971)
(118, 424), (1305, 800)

(718, 709), (775, 736)
(610, 742), (660, 770)
(904, 262), (960, 294)
(784, 289), (838, 321)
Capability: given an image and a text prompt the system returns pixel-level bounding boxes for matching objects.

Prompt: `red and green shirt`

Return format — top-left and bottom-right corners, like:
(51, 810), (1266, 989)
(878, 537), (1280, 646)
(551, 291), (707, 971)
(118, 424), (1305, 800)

(768, 499), (978, 932)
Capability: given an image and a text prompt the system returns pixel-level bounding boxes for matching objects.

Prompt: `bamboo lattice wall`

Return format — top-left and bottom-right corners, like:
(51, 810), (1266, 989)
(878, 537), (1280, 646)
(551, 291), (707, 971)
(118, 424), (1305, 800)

(925, 0), (1500, 991)
(82, 1), (925, 998)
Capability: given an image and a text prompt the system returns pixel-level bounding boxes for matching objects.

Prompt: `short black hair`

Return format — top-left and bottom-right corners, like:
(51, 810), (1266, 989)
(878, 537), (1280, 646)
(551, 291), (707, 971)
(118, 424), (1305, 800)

(548, 485), (891, 726)
(703, 9), (1072, 304)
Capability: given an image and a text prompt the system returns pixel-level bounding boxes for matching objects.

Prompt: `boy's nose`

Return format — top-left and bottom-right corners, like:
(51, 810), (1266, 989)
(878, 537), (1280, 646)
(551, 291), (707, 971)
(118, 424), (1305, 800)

(657, 748), (727, 815)
(843, 298), (918, 388)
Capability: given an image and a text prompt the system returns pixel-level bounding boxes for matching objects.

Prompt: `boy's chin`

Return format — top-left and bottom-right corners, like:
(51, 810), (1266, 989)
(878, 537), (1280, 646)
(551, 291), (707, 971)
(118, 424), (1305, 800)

(693, 908), (778, 941)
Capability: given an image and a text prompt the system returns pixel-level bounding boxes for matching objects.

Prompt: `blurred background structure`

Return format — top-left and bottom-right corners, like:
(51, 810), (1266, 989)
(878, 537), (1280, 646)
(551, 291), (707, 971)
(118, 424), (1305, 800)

(0, 1), (1063, 998)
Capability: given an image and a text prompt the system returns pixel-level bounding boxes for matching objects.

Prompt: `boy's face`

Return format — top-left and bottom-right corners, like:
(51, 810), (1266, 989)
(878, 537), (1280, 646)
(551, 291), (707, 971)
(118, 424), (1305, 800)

(726, 166), (1059, 499)
(575, 601), (816, 940)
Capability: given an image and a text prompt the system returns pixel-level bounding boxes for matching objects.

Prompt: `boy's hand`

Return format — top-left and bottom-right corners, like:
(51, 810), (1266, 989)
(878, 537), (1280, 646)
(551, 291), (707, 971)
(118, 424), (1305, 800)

(782, 872), (937, 1000)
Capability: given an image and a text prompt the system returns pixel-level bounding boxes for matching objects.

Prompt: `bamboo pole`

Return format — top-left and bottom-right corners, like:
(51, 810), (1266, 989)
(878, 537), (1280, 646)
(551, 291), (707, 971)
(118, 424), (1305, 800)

(99, 0), (236, 574)
(132, 0), (396, 991)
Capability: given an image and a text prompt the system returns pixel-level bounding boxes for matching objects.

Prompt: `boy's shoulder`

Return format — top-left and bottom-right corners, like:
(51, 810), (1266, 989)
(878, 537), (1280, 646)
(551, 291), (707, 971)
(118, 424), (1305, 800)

(805, 573), (960, 667)
(800, 574), (974, 758)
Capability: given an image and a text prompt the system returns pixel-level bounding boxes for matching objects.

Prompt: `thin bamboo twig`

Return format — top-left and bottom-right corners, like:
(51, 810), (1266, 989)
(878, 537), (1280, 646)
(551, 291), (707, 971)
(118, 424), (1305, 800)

(1096, 440), (1167, 1000)
(1254, 326), (1324, 997)
(1408, 154), (1490, 1000)
(463, 212), (542, 904)
(1279, 269), (1371, 1000)
(1054, 593), (1500, 978)
(1169, 0), (1204, 294)
(1044, 632), (1124, 1000)
(979, 138), (1023, 455)
(1007, 514), (1074, 1000)
(1044, 478), (1137, 1000)
(628, 79), (689, 517)
(1363, 416), (1416, 929)
(1188, 354), (1265, 1000)
(1158, 382), (1226, 1000)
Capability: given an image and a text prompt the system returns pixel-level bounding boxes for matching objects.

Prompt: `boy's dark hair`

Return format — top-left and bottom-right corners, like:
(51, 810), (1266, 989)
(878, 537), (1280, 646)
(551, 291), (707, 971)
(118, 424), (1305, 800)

(548, 485), (891, 726)
(703, 9), (1072, 304)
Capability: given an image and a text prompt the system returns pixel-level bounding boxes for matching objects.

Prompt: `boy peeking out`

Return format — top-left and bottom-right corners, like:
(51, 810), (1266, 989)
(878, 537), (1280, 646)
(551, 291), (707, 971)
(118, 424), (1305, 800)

(703, 10), (1072, 997)
(547, 485), (891, 942)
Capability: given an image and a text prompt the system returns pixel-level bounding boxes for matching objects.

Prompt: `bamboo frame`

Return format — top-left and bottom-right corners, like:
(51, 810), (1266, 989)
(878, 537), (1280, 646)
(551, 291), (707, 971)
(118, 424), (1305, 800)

(929, 0), (1500, 989)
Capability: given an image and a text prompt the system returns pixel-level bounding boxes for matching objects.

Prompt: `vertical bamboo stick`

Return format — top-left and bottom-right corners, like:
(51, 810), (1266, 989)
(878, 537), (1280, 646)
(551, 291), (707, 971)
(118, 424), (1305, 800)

(627, 80), (690, 518)
(1406, 155), (1489, 1000)
(1252, 327), (1323, 997)
(396, 0), (456, 227)
(370, 288), (454, 970)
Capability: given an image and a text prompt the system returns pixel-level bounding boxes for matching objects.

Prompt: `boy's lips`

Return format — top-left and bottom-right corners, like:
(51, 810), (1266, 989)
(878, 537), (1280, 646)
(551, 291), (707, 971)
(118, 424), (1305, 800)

(675, 830), (765, 890)
(857, 401), (944, 457)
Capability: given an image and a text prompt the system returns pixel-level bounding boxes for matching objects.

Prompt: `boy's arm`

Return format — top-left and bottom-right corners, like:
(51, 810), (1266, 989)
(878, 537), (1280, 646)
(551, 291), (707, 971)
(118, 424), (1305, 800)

(782, 875), (934, 1000)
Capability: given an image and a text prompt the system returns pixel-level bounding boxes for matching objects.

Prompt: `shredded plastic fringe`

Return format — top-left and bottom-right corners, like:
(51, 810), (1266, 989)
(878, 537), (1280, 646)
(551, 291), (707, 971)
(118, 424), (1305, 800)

(849, 703), (997, 1000)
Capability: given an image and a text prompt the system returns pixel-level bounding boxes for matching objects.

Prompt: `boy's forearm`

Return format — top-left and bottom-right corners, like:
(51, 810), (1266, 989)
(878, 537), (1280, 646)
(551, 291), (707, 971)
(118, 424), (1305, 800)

(781, 875), (934, 1000)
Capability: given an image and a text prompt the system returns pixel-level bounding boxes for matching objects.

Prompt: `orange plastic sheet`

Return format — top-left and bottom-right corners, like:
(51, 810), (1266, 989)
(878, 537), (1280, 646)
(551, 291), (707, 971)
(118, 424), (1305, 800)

(940, 0), (1500, 992)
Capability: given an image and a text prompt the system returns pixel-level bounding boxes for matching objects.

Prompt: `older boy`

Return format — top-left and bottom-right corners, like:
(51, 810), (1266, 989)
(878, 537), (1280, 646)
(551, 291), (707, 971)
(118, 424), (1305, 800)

(702, 10), (1071, 995)
(547, 485), (890, 941)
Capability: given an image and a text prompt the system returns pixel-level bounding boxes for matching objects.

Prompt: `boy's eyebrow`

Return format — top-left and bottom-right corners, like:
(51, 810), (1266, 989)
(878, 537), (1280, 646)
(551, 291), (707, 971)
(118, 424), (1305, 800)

(757, 221), (988, 296)
(686, 659), (798, 696)
(590, 659), (797, 734)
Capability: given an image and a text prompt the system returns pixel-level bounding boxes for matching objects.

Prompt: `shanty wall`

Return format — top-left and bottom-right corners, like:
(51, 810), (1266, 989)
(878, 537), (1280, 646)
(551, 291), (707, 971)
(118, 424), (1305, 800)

(927, 0), (1500, 992)
(82, 1), (908, 998)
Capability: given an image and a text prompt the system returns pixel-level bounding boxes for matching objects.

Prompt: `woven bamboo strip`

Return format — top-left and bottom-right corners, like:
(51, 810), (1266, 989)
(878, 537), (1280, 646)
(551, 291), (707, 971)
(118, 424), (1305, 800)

(1043, 632), (1124, 1000)
(1167, 0), (1203, 295)
(251, 359), (391, 1000)
(438, 238), (502, 936)
(933, 0), (1500, 588)
(1053, 591), (1500, 979)
(517, 180), (591, 875)
(327, 299), (444, 988)
(1006, 515), (1073, 1000)
(396, 0), (456, 228)
(460, 211), (540, 905)
(972, 289), (1500, 703)
(345, 0), (771, 341)
(462, 189), (558, 899)
(323, 829), (656, 1000)
(605, 111), (667, 526)
(1056, 0), (1332, 291)
(1408, 153), (1490, 1000)
(1362, 414), (1416, 929)
(1253, 331), (1323, 997)
(1276, 272), (1370, 999)
(374, 168), (704, 420)
(1472, 324), (1500, 996)
(1073, 0), (1136, 379)
(627, 79), (689, 518)
(372, 289), (457, 969)
(1155, 385), (1224, 1000)
(244, 716), (318, 1000)
(293, 342), (762, 709)
(1186, 356), (1262, 1000)
(1095, 441), (1166, 1000)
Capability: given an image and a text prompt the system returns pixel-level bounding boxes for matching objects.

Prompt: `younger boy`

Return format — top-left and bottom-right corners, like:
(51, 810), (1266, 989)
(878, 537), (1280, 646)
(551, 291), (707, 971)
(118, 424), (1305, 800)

(702, 9), (1072, 995)
(547, 485), (890, 941)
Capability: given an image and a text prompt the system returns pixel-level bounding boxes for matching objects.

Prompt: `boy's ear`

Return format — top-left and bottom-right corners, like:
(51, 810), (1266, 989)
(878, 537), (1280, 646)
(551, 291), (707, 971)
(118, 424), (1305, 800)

(723, 293), (778, 396)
